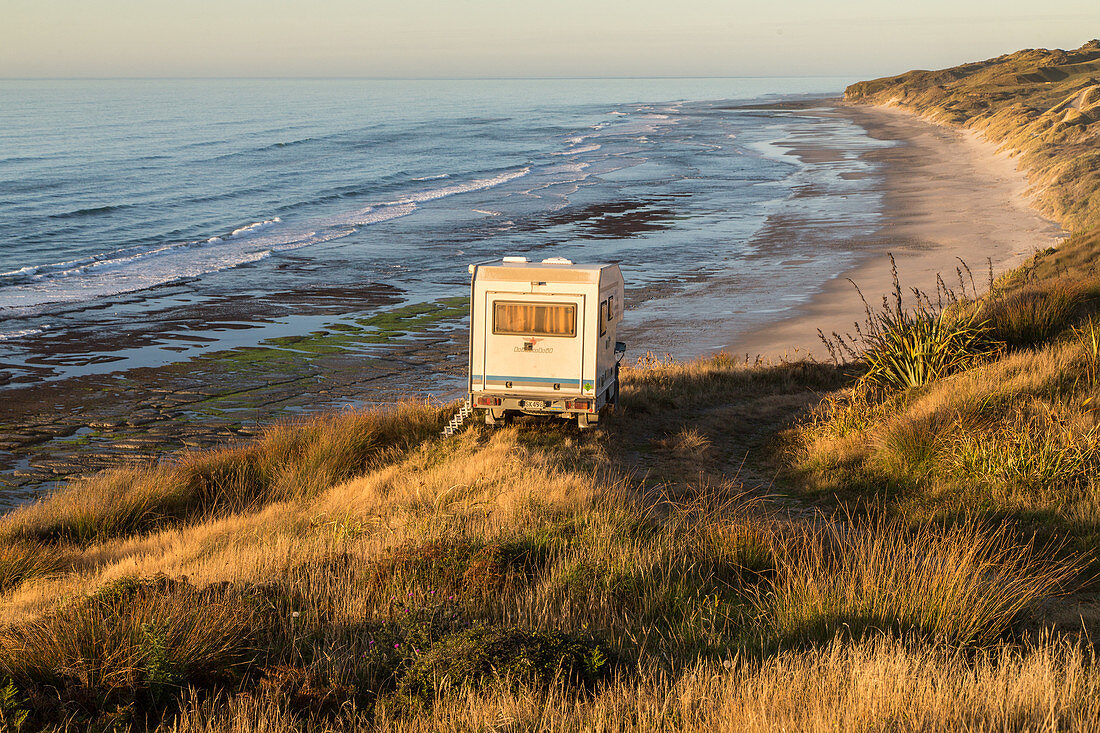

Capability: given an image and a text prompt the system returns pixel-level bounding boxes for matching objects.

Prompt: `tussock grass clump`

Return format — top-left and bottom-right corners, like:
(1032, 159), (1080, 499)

(979, 279), (1086, 348)
(654, 427), (713, 459)
(757, 516), (1080, 646)
(400, 626), (609, 700)
(368, 539), (551, 599)
(2, 402), (446, 543)
(0, 541), (66, 594)
(0, 576), (257, 725)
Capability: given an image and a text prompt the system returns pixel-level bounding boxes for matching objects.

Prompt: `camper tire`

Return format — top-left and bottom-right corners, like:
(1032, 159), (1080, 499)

(485, 409), (510, 428)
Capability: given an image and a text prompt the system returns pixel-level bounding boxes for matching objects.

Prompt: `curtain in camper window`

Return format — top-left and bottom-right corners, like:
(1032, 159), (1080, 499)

(493, 302), (576, 336)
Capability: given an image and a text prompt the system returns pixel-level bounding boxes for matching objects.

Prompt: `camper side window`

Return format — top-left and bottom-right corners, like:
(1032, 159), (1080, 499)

(608, 295), (615, 321)
(493, 302), (576, 337)
(600, 300), (607, 336)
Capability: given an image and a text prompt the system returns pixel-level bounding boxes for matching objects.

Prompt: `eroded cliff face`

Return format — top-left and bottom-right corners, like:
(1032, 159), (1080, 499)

(846, 40), (1100, 232)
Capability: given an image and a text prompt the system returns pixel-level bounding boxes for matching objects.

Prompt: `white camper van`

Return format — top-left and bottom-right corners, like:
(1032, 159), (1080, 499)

(467, 256), (625, 429)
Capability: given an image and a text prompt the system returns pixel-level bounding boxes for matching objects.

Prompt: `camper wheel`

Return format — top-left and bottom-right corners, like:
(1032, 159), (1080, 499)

(485, 409), (510, 427)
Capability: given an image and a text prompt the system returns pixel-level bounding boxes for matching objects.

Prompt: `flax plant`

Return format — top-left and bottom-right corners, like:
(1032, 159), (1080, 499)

(821, 258), (996, 392)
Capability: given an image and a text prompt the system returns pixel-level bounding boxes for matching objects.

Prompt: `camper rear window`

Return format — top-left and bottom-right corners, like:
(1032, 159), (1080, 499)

(493, 302), (576, 337)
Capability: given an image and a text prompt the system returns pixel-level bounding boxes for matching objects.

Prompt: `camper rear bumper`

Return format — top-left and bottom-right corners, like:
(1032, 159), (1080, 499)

(470, 393), (602, 415)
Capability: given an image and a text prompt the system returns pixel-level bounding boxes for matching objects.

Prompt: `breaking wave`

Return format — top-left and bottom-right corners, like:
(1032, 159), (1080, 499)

(0, 167), (532, 313)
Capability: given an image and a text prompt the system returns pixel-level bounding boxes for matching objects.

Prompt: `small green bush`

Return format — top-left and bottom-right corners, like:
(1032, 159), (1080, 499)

(823, 262), (996, 392)
(860, 306), (993, 391)
(399, 626), (608, 699)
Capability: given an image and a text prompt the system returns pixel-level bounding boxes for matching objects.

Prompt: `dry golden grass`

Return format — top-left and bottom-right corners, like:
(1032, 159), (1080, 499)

(759, 515), (1080, 646)
(0, 541), (68, 594)
(166, 636), (1100, 732)
(0, 356), (1089, 730)
(0, 577), (256, 691)
(1, 402), (446, 545)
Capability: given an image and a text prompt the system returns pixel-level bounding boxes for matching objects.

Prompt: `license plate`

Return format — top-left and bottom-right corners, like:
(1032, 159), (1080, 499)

(525, 400), (547, 409)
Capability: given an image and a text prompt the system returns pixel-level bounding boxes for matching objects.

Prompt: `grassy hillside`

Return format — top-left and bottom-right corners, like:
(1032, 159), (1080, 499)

(0, 360), (1093, 731)
(6, 43), (1100, 731)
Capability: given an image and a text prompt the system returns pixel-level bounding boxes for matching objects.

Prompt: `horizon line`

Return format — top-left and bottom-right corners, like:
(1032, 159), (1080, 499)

(0, 74), (865, 82)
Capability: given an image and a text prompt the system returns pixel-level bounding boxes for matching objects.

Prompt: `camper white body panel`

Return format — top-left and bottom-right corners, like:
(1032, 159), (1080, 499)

(468, 260), (624, 427)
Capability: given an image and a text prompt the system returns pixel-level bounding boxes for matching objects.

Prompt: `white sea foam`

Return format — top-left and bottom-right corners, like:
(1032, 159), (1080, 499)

(387, 167), (529, 205)
(549, 143), (601, 157)
(547, 162), (590, 174)
(412, 173), (450, 181)
(0, 326), (49, 341)
(229, 217), (281, 237)
(322, 203), (416, 228)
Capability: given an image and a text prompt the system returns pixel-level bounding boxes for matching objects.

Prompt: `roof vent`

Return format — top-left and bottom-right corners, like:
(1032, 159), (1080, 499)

(502, 256), (528, 263)
(541, 257), (573, 265)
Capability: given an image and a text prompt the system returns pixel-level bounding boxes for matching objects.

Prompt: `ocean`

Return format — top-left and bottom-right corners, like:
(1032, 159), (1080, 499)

(0, 77), (911, 503)
(0, 78), (891, 388)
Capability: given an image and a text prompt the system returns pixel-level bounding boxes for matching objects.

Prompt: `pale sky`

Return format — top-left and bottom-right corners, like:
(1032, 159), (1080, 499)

(2, 0), (1098, 79)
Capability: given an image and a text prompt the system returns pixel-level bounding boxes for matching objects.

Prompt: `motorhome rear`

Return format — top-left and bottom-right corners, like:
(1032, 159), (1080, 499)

(468, 257), (624, 429)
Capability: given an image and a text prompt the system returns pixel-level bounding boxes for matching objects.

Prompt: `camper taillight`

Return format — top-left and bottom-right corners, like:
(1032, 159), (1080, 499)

(476, 396), (502, 407)
(566, 399), (592, 411)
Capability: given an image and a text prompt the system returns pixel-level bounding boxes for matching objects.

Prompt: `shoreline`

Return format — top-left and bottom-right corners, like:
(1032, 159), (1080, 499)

(0, 98), (1067, 506)
(728, 103), (1068, 360)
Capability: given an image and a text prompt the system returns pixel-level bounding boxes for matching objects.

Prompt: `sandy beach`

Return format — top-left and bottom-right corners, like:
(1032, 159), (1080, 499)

(730, 103), (1068, 360)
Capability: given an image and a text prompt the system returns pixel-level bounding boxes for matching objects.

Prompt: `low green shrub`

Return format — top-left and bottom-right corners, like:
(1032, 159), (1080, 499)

(859, 306), (993, 391)
(821, 263), (996, 392)
(399, 626), (608, 699)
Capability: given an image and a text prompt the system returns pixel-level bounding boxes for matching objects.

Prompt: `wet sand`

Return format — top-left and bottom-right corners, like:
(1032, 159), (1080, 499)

(730, 103), (1068, 360)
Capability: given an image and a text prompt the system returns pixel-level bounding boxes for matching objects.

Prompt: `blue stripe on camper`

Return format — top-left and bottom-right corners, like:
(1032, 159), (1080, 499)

(472, 374), (582, 386)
